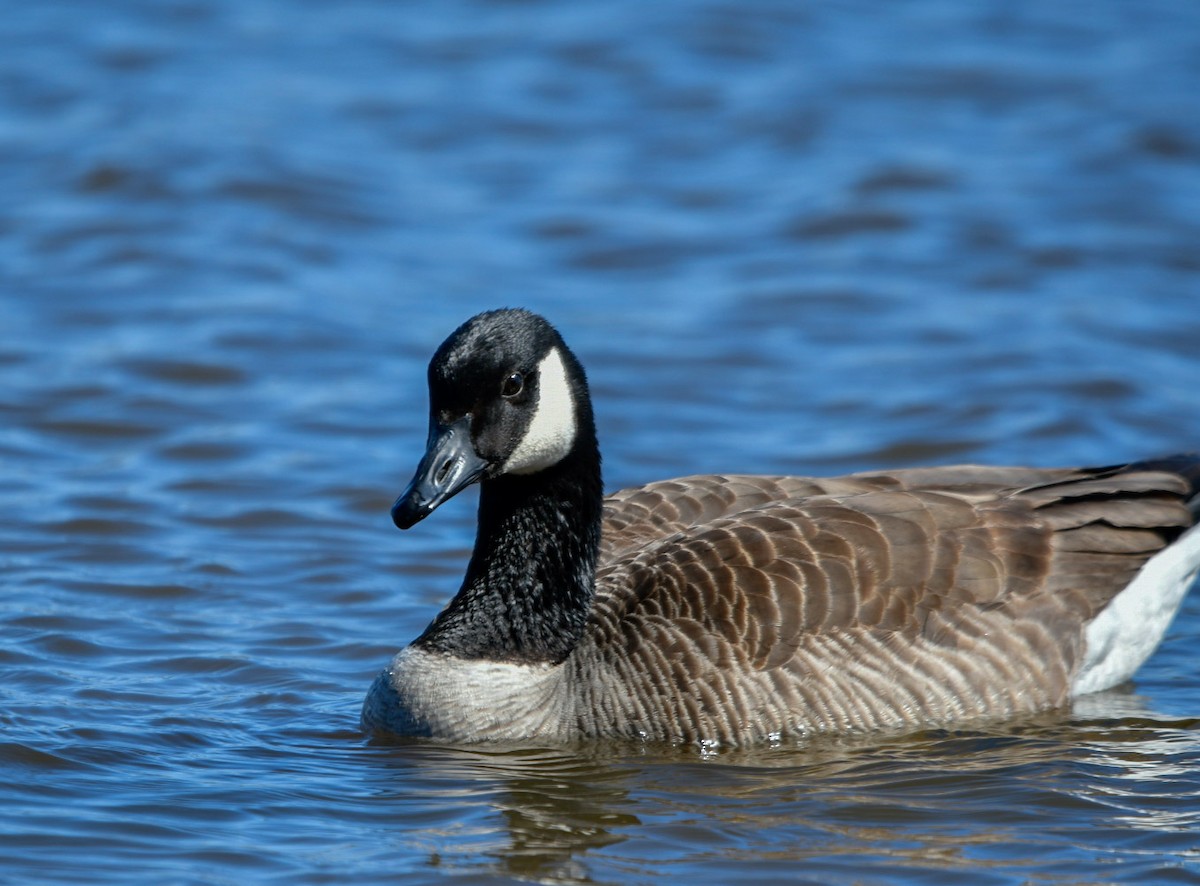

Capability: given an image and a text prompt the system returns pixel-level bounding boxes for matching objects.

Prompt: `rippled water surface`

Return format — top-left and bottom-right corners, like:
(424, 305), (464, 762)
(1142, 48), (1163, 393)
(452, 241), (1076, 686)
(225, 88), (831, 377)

(4, 0), (1200, 883)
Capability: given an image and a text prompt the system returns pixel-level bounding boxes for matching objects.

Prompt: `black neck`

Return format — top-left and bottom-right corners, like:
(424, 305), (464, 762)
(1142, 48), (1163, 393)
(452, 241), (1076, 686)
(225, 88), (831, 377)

(412, 439), (603, 664)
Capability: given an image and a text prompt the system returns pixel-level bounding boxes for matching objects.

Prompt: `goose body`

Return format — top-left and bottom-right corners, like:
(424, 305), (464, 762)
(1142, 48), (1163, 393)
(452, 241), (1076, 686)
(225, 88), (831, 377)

(362, 309), (1200, 745)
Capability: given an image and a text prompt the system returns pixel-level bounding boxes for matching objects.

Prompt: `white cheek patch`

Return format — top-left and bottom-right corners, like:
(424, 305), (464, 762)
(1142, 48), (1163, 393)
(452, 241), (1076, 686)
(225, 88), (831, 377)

(504, 347), (577, 475)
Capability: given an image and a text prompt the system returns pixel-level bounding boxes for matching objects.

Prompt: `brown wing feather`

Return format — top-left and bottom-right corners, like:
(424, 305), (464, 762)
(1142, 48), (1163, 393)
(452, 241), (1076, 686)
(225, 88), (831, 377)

(600, 475), (830, 561)
(579, 464), (1196, 742)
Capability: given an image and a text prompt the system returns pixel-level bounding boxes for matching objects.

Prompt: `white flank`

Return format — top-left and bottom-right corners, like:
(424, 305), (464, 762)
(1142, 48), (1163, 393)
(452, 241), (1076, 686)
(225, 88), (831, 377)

(384, 647), (569, 741)
(503, 347), (577, 475)
(1072, 522), (1200, 696)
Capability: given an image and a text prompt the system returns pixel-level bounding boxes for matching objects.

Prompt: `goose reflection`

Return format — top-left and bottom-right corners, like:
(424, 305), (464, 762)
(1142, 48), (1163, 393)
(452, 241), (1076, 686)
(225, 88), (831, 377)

(363, 690), (1198, 881)
(364, 740), (639, 879)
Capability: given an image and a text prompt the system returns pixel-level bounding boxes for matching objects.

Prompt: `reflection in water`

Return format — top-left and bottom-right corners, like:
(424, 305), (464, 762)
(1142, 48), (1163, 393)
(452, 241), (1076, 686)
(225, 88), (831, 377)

(1069, 692), (1200, 835)
(367, 742), (639, 880)
(363, 692), (1200, 882)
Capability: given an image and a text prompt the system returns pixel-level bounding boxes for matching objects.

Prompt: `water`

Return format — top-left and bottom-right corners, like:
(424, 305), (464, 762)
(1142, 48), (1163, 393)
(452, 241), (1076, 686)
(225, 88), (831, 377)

(3, 0), (1200, 882)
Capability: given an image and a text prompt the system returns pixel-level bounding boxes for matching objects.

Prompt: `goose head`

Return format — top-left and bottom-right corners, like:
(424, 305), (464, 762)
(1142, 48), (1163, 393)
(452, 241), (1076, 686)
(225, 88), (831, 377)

(392, 309), (593, 529)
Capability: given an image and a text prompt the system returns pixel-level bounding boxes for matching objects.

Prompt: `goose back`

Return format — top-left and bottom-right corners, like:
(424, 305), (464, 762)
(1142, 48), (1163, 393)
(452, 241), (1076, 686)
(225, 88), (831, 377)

(568, 464), (1197, 743)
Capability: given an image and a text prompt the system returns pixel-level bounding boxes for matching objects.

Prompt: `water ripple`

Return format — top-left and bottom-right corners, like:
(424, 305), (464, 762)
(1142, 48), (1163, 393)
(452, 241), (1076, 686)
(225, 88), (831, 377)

(3, 0), (1200, 883)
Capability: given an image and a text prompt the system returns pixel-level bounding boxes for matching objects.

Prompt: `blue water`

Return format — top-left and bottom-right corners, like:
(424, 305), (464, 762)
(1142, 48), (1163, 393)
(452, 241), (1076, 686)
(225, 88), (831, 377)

(3, 0), (1200, 882)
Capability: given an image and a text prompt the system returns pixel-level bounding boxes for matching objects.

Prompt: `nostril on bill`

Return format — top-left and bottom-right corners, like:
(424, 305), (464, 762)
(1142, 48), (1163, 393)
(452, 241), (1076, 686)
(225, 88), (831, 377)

(435, 458), (454, 485)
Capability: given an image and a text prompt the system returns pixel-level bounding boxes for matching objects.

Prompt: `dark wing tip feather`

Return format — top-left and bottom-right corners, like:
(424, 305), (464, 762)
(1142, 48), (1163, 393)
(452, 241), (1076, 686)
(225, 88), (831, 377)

(1127, 454), (1200, 515)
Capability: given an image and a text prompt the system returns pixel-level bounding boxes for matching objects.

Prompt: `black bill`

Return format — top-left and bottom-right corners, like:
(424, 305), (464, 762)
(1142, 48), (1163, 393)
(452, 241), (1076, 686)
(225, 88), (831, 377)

(391, 415), (487, 529)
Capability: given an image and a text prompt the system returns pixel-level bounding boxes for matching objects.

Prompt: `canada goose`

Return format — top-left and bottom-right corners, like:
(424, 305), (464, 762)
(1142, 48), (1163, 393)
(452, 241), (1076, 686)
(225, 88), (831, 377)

(362, 308), (1200, 745)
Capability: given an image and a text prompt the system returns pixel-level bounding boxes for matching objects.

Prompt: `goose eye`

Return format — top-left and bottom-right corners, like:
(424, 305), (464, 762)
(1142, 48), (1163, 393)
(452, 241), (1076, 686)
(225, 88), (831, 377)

(501, 372), (524, 398)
